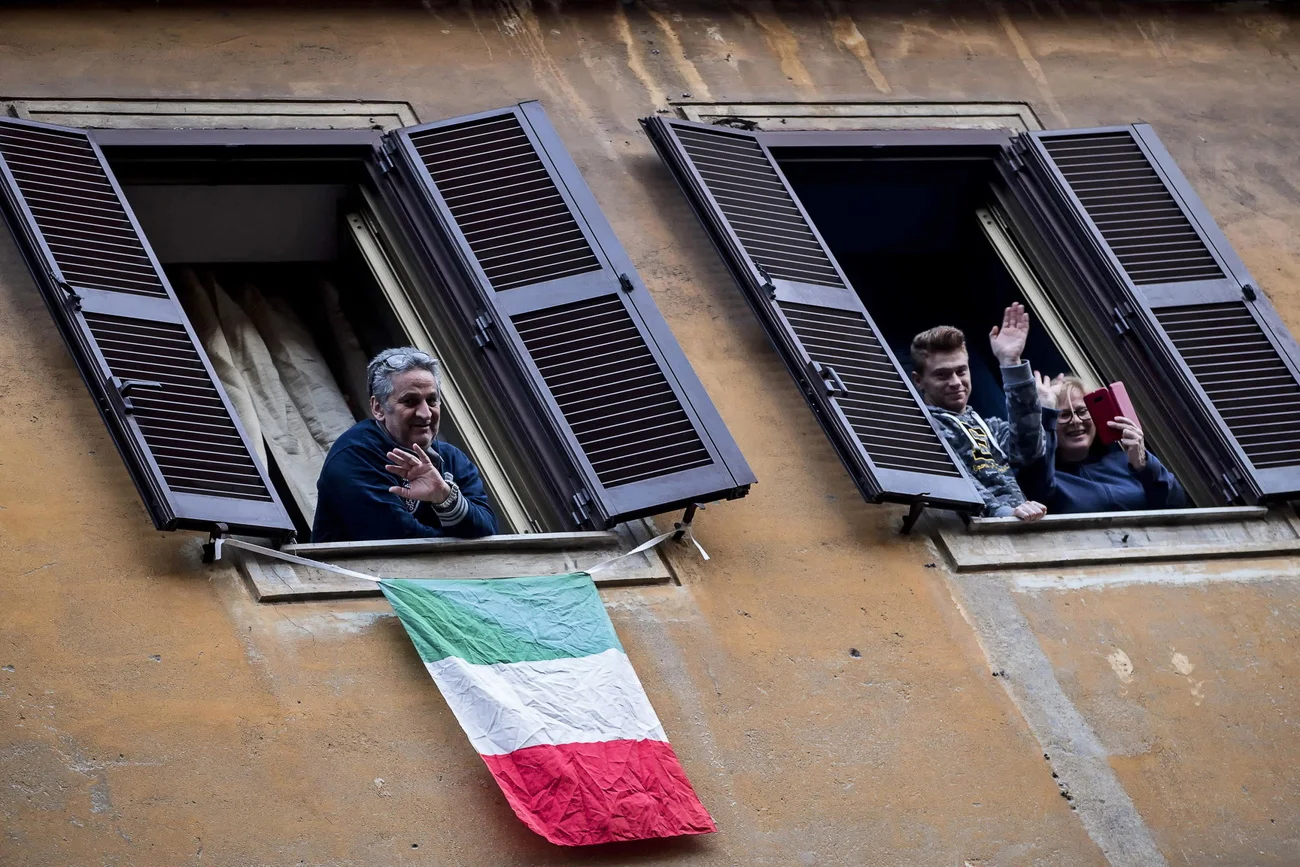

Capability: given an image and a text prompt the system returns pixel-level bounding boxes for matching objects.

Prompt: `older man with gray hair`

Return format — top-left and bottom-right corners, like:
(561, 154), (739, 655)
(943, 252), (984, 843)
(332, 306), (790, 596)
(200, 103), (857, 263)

(311, 347), (498, 542)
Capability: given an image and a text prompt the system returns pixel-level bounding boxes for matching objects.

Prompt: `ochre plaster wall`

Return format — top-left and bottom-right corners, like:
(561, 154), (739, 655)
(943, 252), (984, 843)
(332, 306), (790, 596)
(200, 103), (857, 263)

(0, 3), (1297, 864)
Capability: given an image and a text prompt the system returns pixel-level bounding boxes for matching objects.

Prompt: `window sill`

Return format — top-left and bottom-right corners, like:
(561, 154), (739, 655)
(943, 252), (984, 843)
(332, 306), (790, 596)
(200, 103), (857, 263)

(966, 505), (1267, 534)
(931, 505), (1300, 573)
(235, 520), (673, 602)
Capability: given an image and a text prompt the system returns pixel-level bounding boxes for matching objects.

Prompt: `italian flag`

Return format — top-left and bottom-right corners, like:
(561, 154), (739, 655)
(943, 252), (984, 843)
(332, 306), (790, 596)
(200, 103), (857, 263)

(380, 572), (716, 846)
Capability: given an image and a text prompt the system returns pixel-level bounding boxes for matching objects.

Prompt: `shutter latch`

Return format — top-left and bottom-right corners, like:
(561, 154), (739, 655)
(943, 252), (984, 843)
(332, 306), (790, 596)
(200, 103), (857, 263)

(618, 273), (634, 293)
(109, 377), (162, 415)
(756, 264), (776, 300)
(56, 280), (81, 310)
(810, 361), (848, 397)
(570, 489), (593, 528)
(1242, 283), (1257, 302)
(473, 313), (493, 348)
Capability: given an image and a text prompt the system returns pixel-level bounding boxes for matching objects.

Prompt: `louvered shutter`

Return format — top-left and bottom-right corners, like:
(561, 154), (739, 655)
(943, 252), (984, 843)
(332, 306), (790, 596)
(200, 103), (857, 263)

(383, 102), (754, 529)
(1019, 123), (1300, 500)
(0, 118), (292, 535)
(644, 117), (983, 510)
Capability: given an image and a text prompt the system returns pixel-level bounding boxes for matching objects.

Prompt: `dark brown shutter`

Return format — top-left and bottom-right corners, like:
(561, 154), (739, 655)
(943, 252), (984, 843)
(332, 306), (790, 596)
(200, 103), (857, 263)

(0, 118), (292, 535)
(1020, 124), (1300, 500)
(644, 117), (983, 510)
(384, 102), (753, 529)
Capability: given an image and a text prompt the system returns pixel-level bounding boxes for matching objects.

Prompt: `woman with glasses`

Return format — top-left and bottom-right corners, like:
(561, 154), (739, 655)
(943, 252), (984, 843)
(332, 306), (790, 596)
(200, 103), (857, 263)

(1017, 374), (1186, 514)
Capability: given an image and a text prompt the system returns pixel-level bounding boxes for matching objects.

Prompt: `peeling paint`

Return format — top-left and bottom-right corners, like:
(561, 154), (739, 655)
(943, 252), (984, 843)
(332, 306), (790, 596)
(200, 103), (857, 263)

(1107, 648), (1135, 685)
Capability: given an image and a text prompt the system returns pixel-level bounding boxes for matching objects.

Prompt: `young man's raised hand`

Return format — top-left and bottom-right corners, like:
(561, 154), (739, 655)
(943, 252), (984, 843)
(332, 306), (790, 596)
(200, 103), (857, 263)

(989, 302), (1031, 367)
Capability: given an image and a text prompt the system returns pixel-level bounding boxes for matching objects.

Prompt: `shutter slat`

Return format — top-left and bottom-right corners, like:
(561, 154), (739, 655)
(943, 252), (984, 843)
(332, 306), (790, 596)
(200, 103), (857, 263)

(645, 116), (983, 510)
(390, 103), (753, 528)
(1039, 131), (1226, 286)
(0, 118), (292, 534)
(406, 113), (601, 292)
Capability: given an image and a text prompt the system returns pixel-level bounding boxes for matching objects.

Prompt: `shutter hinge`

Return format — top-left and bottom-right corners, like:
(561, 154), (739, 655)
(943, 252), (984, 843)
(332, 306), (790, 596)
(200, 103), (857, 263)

(1004, 149), (1026, 174)
(1112, 304), (1133, 337)
(618, 273), (634, 293)
(107, 376), (162, 415)
(1221, 469), (1244, 505)
(570, 489), (593, 528)
(1242, 283), (1257, 302)
(756, 263), (776, 300)
(375, 145), (395, 175)
(473, 313), (493, 348)
(810, 361), (848, 397)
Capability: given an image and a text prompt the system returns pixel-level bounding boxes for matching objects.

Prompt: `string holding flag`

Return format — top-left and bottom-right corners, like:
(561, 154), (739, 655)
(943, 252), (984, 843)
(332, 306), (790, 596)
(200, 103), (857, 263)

(210, 529), (716, 846)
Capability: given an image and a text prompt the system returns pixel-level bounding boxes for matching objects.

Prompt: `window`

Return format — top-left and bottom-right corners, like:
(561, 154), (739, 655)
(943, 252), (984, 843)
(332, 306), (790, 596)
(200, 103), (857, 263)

(644, 117), (1300, 512)
(0, 103), (755, 552)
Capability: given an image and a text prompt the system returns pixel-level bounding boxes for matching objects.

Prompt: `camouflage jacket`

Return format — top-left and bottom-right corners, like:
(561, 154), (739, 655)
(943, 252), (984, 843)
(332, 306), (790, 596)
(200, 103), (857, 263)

(927, 362), (1045, 517)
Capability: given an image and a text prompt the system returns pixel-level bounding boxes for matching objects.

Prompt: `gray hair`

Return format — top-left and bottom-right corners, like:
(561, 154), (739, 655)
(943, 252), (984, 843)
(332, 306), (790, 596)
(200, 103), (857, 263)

(367, 347), (441, 406)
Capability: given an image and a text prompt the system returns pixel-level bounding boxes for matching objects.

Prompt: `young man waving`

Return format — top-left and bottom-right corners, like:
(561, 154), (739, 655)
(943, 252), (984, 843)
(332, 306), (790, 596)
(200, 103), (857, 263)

(910, 303), (1048, 521)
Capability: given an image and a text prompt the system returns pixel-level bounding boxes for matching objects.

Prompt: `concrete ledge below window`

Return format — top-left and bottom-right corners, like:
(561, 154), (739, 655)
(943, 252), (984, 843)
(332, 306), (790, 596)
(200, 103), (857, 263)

(931, 506), (1299, 573)
(236, 521), (672, 602)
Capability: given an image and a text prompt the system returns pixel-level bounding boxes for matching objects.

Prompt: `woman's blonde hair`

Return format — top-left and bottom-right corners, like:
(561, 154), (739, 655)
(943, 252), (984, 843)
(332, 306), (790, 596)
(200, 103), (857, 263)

(1055, 375), (1090, 414)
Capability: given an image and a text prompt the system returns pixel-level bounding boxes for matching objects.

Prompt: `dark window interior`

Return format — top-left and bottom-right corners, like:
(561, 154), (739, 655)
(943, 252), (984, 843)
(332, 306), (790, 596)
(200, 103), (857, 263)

(777, 150), (1070, 421)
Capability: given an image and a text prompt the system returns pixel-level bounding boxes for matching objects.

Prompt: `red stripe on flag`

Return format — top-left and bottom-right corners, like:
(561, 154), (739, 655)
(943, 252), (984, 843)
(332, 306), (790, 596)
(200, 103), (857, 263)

(479, 738), (716, 846)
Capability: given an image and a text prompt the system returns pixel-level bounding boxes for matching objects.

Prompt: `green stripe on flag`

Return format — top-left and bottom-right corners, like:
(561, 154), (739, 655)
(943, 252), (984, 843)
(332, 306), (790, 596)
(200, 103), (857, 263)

(379, 573), (622, 665)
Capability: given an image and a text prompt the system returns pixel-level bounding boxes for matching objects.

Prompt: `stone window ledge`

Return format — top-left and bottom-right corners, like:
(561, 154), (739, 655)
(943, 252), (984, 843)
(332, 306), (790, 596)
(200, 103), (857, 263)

(930, 506), (1300, 573)
(236, 520), (672, 602)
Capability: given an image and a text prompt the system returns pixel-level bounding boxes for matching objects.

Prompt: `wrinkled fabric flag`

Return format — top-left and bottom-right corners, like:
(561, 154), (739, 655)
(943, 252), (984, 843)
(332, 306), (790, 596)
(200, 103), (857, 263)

(380, 573), (716, 846)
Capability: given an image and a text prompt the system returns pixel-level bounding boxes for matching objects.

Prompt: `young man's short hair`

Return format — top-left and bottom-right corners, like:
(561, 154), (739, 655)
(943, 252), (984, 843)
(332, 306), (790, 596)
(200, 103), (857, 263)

(910, 326), (967, 375)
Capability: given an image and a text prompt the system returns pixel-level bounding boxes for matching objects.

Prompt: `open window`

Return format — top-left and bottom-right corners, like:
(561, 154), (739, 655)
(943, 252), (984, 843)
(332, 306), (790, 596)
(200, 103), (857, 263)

(646, 117), (1300, 512)
(0, 103), (754, 551)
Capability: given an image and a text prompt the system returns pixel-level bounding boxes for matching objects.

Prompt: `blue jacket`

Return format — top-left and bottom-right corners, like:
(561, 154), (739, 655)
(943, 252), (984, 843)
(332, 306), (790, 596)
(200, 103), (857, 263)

(1018, 408), (1187, 514)
(311, 420), (498, 543)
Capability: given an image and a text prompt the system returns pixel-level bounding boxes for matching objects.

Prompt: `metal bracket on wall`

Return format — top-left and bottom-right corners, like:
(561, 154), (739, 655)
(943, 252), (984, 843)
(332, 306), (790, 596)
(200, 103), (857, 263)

(672, 503), (701, 540)
(201, 523), (231, 563)
(899, 498), (928, 535)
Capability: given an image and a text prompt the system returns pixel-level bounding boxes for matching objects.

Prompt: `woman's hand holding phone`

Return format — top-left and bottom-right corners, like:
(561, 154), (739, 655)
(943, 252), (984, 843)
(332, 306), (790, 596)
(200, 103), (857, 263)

(1108, 416), (1147, 470)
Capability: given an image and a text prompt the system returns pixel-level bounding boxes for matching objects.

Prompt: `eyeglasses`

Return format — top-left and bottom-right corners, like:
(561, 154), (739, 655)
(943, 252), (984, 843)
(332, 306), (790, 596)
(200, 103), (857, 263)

(378, 351), (434, 371)
(1059, 406), (1092, 423)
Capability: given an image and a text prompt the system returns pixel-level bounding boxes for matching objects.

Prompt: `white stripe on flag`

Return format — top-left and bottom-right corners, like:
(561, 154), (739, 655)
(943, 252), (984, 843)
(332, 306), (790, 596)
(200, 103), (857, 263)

(426, 647), (668, 755)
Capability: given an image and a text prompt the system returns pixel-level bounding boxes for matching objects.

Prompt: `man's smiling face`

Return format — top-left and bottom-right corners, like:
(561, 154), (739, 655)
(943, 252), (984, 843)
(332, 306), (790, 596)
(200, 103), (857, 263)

(914, 347), (972, 413)
(371, 368), (440, 450)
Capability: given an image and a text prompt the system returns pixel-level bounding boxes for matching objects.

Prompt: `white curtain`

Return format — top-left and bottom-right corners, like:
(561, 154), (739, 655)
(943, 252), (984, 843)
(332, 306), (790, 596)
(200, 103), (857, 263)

(176, 267), (359, 524)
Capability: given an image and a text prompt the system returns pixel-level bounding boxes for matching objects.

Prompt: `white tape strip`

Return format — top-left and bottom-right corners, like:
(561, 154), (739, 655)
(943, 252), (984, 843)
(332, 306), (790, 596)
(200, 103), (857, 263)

(214, 537), (383, 583)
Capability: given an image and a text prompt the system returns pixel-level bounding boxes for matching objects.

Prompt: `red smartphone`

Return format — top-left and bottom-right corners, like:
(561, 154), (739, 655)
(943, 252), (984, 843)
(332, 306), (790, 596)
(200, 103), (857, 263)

(1084, 382), (1139, 445)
